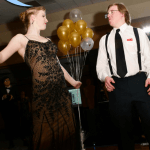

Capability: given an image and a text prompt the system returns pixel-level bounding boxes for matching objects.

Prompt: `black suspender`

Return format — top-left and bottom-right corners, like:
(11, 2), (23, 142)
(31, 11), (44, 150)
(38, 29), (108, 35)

(133, 28), (142, 71)
(105, 27), (142, 76)
(105, 32), (113, 75)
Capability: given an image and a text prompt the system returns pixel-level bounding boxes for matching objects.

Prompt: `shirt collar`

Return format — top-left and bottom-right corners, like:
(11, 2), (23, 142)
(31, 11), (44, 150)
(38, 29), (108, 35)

(5, 85), (11, 88)
(113, 23), (128, 33)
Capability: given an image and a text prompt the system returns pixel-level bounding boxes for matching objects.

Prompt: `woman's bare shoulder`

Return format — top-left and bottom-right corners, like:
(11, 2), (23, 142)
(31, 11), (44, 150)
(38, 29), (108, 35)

(15, 34), (28, 44)
(10, 34), (27, 43)
(46, 37), (51, 41)
(14, 34), (25, 39)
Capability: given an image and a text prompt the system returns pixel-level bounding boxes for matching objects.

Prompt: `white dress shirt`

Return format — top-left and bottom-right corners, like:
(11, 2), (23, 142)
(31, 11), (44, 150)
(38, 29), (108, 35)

(2, 85), (11, 100)
(96, 23), (150, 82)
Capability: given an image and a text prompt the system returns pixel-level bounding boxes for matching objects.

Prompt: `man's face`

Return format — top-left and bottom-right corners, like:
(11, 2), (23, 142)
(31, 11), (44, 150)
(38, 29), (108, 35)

(107, 5), (124, 28)
(4, 78), (10, 87)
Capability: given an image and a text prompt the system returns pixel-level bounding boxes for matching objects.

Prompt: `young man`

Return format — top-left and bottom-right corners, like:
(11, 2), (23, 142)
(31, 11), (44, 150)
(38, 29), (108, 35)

(96, 3), (150, 150)
(0, 77), (19, 148)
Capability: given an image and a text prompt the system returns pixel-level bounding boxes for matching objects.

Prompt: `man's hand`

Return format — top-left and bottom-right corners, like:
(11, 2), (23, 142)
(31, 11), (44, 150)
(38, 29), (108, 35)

(2, 94), (7, 99)
(145, 78), (150, 95)
(105, 76), (115, 92)
(9, 95), (13, 101)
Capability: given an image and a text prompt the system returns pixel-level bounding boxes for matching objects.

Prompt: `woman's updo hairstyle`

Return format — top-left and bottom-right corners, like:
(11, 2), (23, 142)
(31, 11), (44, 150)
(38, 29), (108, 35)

(20, 6), (46, 31)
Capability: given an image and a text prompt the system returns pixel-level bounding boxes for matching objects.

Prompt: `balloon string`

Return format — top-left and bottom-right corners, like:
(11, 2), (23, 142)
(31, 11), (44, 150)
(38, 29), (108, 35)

(77, 47), (79, 81)
(79, 46), (82, 80)
(71, 52), (75, 79)
(77, 47), (80, 81)
(75, 48), (77, 80)
(67, 52), (73, 78)
(77, 89), (84, 150)
(77, 48), (79, 81)
(75, 48), (78, 80)
(79, 50), (86, 80)
(67, 48), (88, 81)
(68, 53), (73, 77)
(77, 55), (80, 81)
(79, 51), (88, 80)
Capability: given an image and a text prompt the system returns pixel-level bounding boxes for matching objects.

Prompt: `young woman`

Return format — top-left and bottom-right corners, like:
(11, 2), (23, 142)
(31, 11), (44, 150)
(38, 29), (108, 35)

(0, 6), (81, 150)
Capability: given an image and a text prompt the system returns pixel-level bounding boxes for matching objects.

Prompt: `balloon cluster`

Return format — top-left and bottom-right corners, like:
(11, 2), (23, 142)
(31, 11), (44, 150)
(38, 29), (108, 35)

(57, 9), (94, 55)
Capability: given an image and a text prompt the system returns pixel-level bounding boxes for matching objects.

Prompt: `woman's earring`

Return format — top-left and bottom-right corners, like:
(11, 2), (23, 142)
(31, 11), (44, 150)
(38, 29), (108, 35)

(32, 21), (34, 24)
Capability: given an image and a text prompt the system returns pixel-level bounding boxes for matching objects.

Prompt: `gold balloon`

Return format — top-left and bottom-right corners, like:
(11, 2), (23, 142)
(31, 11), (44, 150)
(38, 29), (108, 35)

(75, 20), (87, 34)
(72, 27), (77, 32)
(57, 26), (70, 41)
(82, 28), (94, 39)
(62, 19), (74, 33)
(58, 40), (70, 55)
(69, 32), (81, 47)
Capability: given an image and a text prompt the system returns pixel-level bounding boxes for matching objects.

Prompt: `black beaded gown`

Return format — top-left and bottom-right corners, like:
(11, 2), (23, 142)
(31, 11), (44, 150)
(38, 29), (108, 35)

(24, 37), (77, 150)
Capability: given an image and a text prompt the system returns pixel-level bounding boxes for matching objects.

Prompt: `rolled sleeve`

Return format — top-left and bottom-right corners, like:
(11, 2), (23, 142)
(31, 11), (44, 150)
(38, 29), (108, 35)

(96, 35), (111, 82)
(138, 28), (150, 78)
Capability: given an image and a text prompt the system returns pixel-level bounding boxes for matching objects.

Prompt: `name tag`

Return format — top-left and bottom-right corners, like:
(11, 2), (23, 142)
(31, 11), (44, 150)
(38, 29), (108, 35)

(127, 38), (133, 41)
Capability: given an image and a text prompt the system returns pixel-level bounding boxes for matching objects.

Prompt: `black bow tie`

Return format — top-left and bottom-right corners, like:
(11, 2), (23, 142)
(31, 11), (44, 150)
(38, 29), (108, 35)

(6, 87), (10, 89)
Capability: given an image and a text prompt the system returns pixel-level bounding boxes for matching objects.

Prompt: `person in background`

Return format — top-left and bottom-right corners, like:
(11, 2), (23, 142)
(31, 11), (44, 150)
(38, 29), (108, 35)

(0, 77), (19, 149)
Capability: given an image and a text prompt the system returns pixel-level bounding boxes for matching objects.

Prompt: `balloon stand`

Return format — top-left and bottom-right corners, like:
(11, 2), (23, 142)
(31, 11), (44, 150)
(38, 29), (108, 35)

(57, 8), (95, 150)
(77, 89), (85, 150)
(67, 48), (88, 149)
(66, 46), (91, 150)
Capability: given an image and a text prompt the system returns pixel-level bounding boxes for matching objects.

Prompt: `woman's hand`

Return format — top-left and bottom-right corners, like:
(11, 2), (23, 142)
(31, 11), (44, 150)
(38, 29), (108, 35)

(73, 81), (82, 89)
(60, 65), (82, 88)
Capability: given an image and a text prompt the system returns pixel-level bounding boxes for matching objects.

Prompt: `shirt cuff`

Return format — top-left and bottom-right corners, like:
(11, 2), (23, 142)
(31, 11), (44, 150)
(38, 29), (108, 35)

(101, 72), (110, 82)
(147, 73), (150, 79)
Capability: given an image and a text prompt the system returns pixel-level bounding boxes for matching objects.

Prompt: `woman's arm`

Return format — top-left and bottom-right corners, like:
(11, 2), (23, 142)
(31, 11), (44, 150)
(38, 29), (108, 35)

(61, 65), (82, 88)
(61, 64), (76, 84)
(56, 56), (82, 88)
(0, 34), (22, 63)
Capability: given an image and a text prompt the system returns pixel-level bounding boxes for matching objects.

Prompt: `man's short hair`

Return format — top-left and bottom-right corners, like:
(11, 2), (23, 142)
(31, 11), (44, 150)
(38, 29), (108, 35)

(107, 3), (131, 25)
(2, 76), (10, 83)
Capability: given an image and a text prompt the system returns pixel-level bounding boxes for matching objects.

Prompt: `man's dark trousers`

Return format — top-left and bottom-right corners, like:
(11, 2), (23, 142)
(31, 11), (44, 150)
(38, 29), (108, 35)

(108, 72), (150, 150)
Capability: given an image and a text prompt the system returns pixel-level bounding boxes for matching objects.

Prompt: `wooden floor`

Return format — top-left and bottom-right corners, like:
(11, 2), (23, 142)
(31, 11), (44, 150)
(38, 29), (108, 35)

(86, 144), (149, 150)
